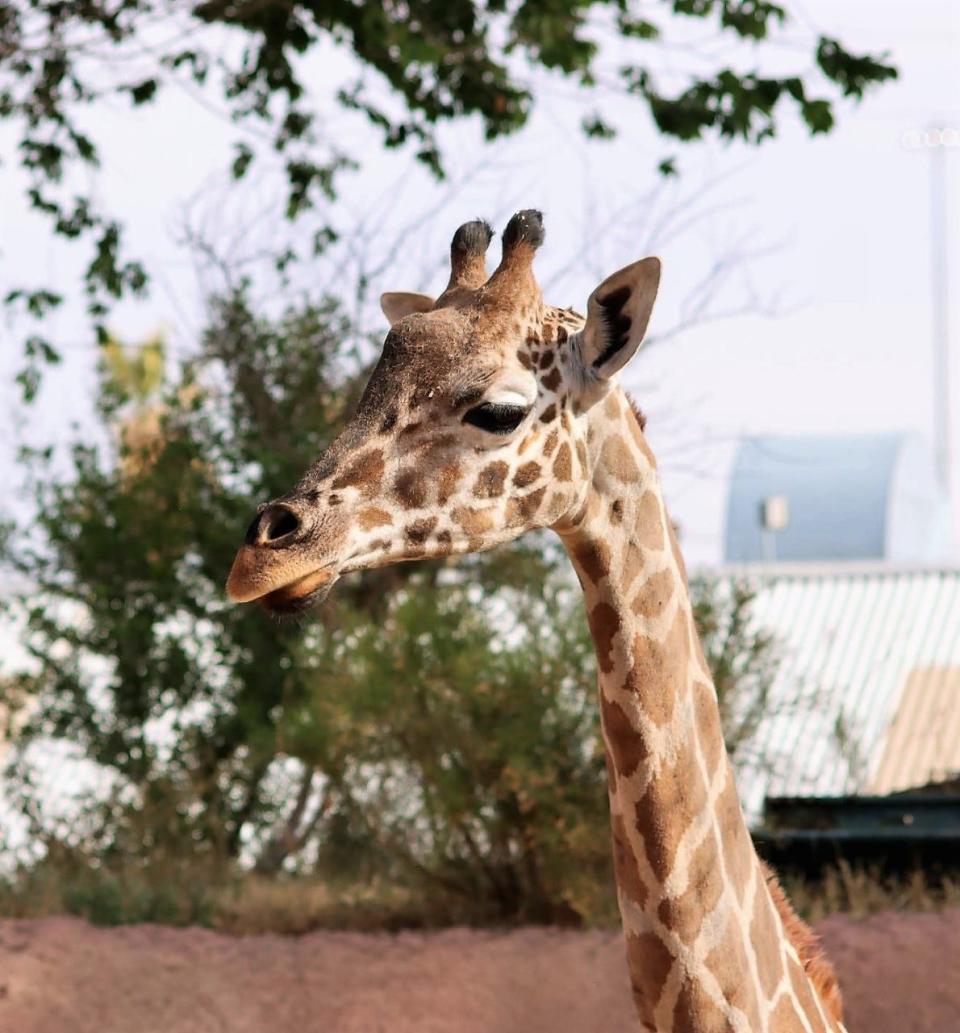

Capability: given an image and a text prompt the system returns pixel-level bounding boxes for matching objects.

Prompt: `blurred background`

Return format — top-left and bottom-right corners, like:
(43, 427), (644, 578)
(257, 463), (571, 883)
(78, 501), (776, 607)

(0, 2), (958, 1030)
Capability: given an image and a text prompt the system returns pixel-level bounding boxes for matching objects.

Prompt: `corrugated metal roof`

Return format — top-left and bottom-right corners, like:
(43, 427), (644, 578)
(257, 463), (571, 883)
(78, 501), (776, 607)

(719, 565), (960, 824)
(870, 666), (960, 794)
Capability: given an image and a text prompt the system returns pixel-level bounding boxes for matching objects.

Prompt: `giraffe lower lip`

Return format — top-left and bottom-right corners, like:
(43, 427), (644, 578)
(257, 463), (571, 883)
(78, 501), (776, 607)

(258, 568), (338, 615)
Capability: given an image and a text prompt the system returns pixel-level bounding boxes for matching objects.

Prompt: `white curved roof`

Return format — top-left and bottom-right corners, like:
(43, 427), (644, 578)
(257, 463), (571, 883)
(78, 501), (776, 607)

(724, 433), (950, 564)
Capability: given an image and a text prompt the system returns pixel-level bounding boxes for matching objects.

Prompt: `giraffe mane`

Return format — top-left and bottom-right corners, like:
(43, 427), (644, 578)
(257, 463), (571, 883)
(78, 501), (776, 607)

(625, 392), (647, 432)
(761, 862), (845, 1024)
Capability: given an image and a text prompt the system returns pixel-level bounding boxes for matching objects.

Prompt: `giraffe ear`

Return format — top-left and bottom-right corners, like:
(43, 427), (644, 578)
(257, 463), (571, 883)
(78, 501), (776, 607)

(578, 257), (660, 379)
(380, 291), (436, 326)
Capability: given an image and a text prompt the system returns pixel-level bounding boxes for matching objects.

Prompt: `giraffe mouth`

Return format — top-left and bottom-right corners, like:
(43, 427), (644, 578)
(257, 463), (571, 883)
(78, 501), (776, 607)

(226, 544), (339, 614)
(257, 566), (339, 616)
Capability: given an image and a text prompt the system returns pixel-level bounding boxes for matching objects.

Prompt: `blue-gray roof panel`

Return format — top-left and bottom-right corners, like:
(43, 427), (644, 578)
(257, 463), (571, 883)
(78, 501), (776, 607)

(724, 433), (905, 562)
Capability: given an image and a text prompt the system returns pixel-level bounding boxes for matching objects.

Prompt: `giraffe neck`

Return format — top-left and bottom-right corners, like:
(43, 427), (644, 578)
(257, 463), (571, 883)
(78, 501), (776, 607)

(555, 388), (842, 1033)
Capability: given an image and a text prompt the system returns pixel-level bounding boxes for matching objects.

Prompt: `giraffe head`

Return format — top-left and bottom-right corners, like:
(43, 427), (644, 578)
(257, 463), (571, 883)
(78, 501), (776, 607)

(226, 210), (661, 614)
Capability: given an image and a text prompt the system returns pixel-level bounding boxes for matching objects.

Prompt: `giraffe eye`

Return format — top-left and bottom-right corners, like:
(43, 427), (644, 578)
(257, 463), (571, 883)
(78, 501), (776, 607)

(463, 401), (529, 435)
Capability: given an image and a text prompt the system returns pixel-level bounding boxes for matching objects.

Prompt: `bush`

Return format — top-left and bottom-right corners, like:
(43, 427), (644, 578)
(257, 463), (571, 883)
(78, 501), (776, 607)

(306, 567), (609, 924)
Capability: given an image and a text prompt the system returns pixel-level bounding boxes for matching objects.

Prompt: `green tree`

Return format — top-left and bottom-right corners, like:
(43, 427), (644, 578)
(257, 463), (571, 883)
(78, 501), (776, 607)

(3, 293), (369, 871)
(1, 1), (896, 386)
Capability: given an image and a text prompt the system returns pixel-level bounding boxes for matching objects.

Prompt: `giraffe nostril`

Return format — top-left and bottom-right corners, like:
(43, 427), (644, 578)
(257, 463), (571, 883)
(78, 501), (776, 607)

(247, 504), (302, 546)
(266, 509), (299, 540)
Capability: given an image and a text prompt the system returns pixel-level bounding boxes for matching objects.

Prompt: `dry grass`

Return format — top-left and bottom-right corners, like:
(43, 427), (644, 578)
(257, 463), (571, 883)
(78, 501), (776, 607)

(209, 876), (441, 935)
(782, 863), (960, 925)
(0, 860), (469, 933)
(3, 859), (960, 934)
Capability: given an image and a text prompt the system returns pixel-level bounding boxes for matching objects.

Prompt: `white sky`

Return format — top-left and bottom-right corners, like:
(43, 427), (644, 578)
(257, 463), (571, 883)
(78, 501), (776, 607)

(1, 0), (958, 566)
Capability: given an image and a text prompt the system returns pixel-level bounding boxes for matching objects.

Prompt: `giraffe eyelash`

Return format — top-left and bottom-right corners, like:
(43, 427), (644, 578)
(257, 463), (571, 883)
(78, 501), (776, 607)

(463, 401), (530, 435)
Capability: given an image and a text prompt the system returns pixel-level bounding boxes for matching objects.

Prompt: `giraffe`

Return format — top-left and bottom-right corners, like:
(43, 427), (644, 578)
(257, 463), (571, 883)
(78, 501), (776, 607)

(226, 210), (846, 1033)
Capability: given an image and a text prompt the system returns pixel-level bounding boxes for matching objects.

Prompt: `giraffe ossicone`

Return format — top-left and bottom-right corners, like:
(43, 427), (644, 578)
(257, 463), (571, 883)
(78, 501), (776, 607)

(227, 209), (846, 1033)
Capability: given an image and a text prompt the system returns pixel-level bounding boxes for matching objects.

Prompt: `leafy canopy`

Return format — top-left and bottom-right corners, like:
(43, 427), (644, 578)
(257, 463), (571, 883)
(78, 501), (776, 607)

(1, 0), (896, 387)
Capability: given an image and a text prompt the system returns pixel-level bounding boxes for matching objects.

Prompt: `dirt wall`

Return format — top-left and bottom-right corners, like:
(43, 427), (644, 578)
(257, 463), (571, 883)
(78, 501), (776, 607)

(1, 910), (957, 1032)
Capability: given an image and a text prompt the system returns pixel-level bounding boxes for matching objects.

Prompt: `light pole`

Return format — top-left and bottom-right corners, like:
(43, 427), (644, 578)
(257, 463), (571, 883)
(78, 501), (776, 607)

(903, 125), (958, 554)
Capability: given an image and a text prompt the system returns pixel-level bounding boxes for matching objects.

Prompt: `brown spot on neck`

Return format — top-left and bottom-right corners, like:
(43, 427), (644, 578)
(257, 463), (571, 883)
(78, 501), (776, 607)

(513, 460), (541, 487)
(633, 740), (707, 882)
(629, 567), (675, 621)
(673, 977), (734, 1033)
(705, 918), (762, 1028)
(636, 491), (665, 550)
(657, 831), (723, 944)
(505, 485), (547, 525)
(553, 441), (573, 480)
(626, 605), (688, 727)
(573, 540), (611, 584)
(625, 932), (674, 1029)
(601, 695), (648, 781)
(601, 434), (640, 483)
(588, 601), (621, 675)
(604, 392), (622, 419)
(610, 810), (649, 907)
